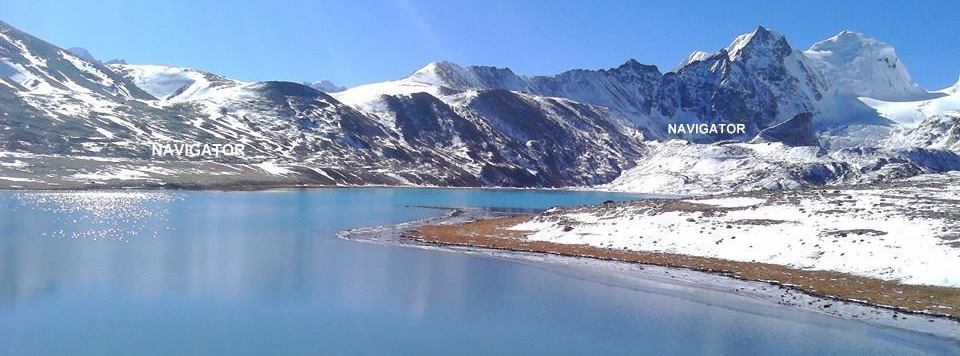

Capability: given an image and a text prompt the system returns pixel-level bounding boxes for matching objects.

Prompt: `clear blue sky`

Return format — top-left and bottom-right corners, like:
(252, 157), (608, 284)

(2, 0), (958, 88)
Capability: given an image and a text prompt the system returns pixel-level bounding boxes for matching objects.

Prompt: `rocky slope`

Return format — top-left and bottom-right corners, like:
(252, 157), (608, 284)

(0, 20), (640, 189)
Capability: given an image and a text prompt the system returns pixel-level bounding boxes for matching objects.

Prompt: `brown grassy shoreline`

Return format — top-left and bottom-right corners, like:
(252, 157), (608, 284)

(405, 215), (960, 320)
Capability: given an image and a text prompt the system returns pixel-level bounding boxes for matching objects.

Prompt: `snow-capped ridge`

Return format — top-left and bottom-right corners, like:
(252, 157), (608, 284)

(406, 60), (526, 91)
(675, 51), (713, 70)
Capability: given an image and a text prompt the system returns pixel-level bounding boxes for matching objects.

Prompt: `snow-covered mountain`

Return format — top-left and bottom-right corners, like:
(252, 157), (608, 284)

(668, 27), (825, 139)
(0, 20), (640, 188)
(339, 27), (827, 142)
(2, 19), (959, 192)
(805, 31), (935, 102)
(338, 59), (661, 124)
(339, 27), (956, 147)
(0, 22), (152, 100)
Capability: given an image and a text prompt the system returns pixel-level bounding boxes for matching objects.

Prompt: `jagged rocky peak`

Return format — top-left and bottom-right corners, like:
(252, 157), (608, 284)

(752, 112), (820, 147)
(725, 26), (792, 61)
(667, 25), (824, 138)
(804, 30), (933, 101)
(674, 25), (808, 81)
(615, 58), (656, 72)
(607, 59), (662, 79)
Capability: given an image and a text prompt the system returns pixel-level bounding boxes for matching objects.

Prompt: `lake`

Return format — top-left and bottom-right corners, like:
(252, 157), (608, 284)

(0, 188), (956, 355)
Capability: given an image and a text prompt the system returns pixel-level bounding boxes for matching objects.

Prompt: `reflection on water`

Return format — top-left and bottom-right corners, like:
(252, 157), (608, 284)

(13, 191), (181, 240)
(0, 189), (956, 355)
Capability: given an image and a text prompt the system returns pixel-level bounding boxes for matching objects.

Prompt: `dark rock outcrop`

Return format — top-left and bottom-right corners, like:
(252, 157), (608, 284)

(752, 113), (820, 147)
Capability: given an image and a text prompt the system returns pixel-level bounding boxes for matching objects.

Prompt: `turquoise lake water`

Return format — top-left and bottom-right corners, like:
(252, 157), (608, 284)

(0, 188), (956, 355)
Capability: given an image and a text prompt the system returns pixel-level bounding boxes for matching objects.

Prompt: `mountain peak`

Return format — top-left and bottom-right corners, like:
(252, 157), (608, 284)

(415, 60), (459, 72)
(66, 47), (96, 62)
(412, 60), (466, 76)
(620, 58), (641, 67)
(406, 60), (525, 91)
(753, 25), (774, 37)
(305, 79), (345, 93)
(805, 30), (932, 101)
(675, 51), (714, 70)
(726, 26), (789, 60)
(809, 30), (884, 56)
(617, 58), (659, 73)
(834, 30), (872, 42)
(408, 60), (465, 86)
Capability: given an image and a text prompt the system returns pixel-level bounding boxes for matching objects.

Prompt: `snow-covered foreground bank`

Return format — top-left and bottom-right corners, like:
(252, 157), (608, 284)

(514, 173), (960, 288)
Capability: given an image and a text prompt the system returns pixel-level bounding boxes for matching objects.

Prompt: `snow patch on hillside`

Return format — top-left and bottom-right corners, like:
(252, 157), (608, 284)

(601, 141), (825, 194)
(332, 77), (445, 113)
(108, 64), (243, 101)
(689, 196), (765, 208)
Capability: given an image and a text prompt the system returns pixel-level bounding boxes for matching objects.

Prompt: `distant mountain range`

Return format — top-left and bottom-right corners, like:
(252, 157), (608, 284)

(1, 20), (958, 191)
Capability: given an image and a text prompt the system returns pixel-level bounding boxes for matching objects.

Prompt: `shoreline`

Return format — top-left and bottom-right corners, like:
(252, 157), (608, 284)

(411, 213), (960, 319)
(0, 183), (666, 205)
(338, 207), (960, 343)
(0, 180), (656, 194)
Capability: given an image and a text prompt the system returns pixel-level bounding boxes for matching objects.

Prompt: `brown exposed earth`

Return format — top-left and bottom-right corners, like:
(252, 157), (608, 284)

(405, 214), (960, 319)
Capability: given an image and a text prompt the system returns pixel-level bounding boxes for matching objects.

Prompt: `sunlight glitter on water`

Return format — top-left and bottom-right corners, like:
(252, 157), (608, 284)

(13, 191), (181, 240)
